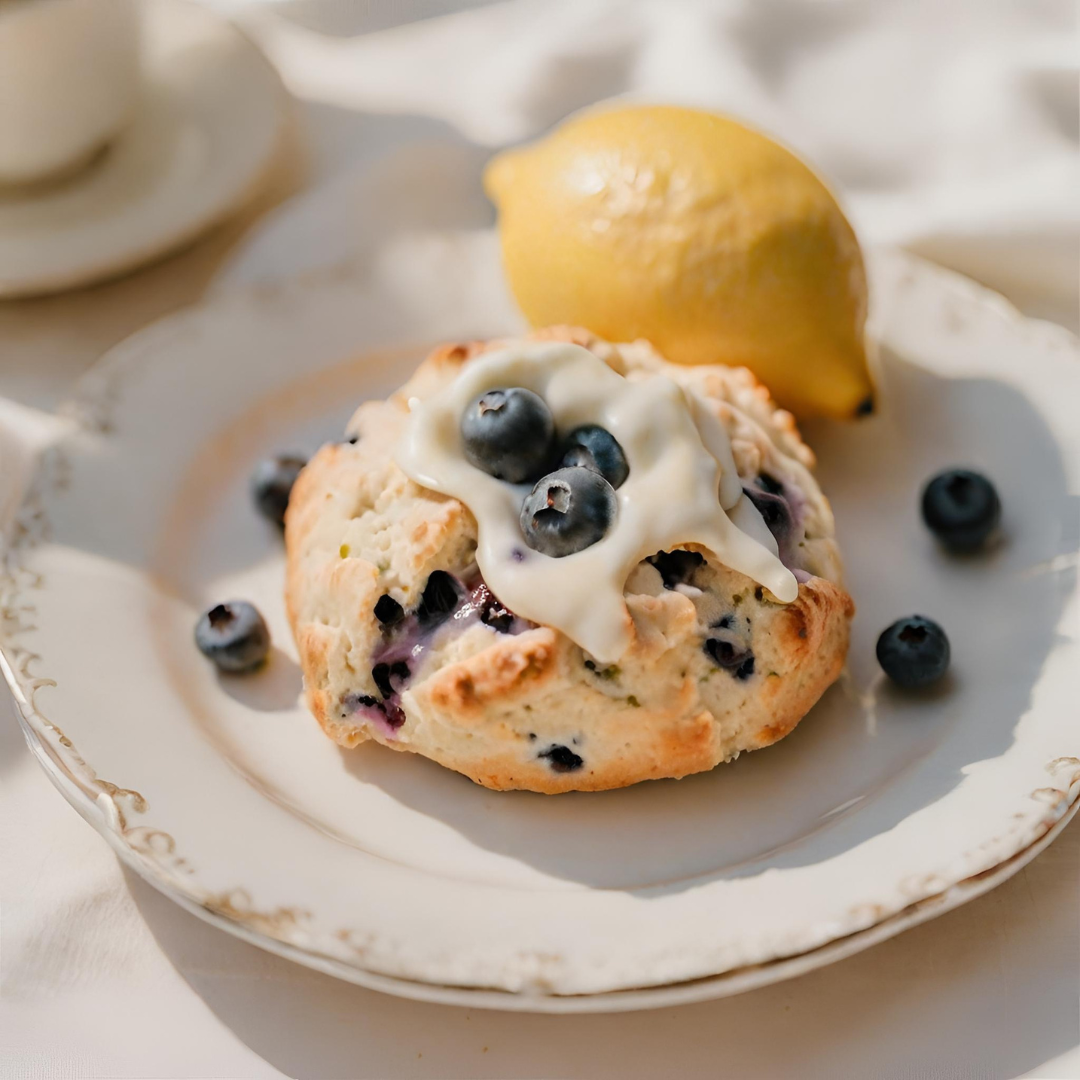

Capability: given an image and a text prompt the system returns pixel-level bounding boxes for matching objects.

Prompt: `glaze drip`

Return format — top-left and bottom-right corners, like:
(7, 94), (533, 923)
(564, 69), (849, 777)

(396, 342), (798, 663)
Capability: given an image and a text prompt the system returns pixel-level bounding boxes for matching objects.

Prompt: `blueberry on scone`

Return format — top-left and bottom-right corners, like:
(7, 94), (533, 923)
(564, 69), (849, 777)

(251, 454), (307, 527)
(743, 474), (794, 546)
(196, 601), (271, 672)
(704, 615), (755, 680)
(648, 549), (705, 589)
(520, 466), (617, 557)
(373, 593), (405, 628)
(539, 744), (584, 772)
(559, 424), (629, 489)
(284, 328), (853, 793)
(461, 387), (555, 482)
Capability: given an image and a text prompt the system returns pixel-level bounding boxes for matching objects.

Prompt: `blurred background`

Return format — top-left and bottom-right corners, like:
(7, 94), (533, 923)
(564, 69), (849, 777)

(214, 0), (1078, 316)
(0, 0), (1075, 412)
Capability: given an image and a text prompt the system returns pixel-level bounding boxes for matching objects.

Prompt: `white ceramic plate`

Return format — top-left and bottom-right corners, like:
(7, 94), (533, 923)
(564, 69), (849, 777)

(0, 0), (287, 298)
(2, 246), (1077, 1012)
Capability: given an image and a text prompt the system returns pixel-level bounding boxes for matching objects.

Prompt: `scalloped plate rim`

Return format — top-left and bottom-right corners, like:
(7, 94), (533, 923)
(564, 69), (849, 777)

(9, 692), (1077, 1013)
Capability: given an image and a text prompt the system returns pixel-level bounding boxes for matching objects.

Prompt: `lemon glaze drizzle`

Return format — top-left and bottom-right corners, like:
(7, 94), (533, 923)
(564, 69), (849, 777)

(396, 342), (797, 664)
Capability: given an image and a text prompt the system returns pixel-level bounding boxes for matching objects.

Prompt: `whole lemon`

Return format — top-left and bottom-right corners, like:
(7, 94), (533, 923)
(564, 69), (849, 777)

(484, 105), (872, 419)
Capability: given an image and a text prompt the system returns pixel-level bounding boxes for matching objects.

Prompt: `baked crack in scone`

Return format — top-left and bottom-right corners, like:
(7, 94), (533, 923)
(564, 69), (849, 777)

(285, 327), (854, 792)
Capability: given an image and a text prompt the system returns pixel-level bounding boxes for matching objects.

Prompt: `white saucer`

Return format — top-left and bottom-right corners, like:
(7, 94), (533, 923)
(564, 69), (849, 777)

(0, 0), (288, 298)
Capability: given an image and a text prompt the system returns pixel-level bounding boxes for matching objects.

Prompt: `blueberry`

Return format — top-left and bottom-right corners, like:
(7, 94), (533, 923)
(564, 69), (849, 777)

(876, 615), (950, 688)
(345, 693), (380, 712)
(195, 601), (271, 673)
(382, 700), (406, 728)
(373, 594), (404, 628)
(470, 581), (516, 633)
(755, 472), (784, 497)
(921, 469), (1001, 552)
(540, 744), (583, 772)
(461, 387), (555, 483)
(743, 482), (792, 544)
(250, 454), (307, 527)
(481, 600), (514, 633)
(704, 628), (755, 680)
(520, 467), (617, 557)
(342, 691), (405, 730)
(560, 425), (629, 489)
(648, 549), (705, 589)
(417, 570), (461, 627)
(372, 659), (410, 699)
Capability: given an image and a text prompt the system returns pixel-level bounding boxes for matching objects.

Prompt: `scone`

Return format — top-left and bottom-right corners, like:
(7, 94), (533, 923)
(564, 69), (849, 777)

(285, 327), (854, 793)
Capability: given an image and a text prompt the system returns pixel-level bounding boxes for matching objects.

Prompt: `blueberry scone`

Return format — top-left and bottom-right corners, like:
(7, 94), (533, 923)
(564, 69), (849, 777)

(285, 327), (853, 793)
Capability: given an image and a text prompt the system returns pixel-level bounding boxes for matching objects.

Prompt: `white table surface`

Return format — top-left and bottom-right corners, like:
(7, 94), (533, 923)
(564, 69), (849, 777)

(2, 2), (1077, 1077)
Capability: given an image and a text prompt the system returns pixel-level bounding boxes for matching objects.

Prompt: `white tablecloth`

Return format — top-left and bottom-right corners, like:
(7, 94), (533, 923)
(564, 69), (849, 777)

(2, 2), (1077, 1077)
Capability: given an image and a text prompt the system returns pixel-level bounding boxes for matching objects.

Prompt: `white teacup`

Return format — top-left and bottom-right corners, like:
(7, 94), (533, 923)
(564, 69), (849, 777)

(0, 0), (141, 186)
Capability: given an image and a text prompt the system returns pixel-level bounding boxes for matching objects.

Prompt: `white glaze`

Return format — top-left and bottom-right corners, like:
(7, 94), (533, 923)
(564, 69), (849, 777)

(395, 342), (798, 662)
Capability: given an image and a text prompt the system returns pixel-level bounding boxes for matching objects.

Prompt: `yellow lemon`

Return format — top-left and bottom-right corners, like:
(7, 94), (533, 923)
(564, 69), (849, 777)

(484, 105), (873, 419)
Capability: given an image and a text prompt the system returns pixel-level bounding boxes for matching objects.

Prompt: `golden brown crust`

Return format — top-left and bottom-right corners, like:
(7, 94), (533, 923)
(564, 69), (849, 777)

(286, 328), (853, 793)
(749, 577), (854, 748)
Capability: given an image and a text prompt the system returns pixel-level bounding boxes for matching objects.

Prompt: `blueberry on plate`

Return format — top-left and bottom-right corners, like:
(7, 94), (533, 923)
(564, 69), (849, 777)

(876, 615), (950, 688)
(921, 469), (1001, 552)
(461, 387), (555, 483)
(195, 601), (271, 673)
(251, 454), (307, 527)
(520, 467), (617, 557)
(560, 424), (629, 489)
